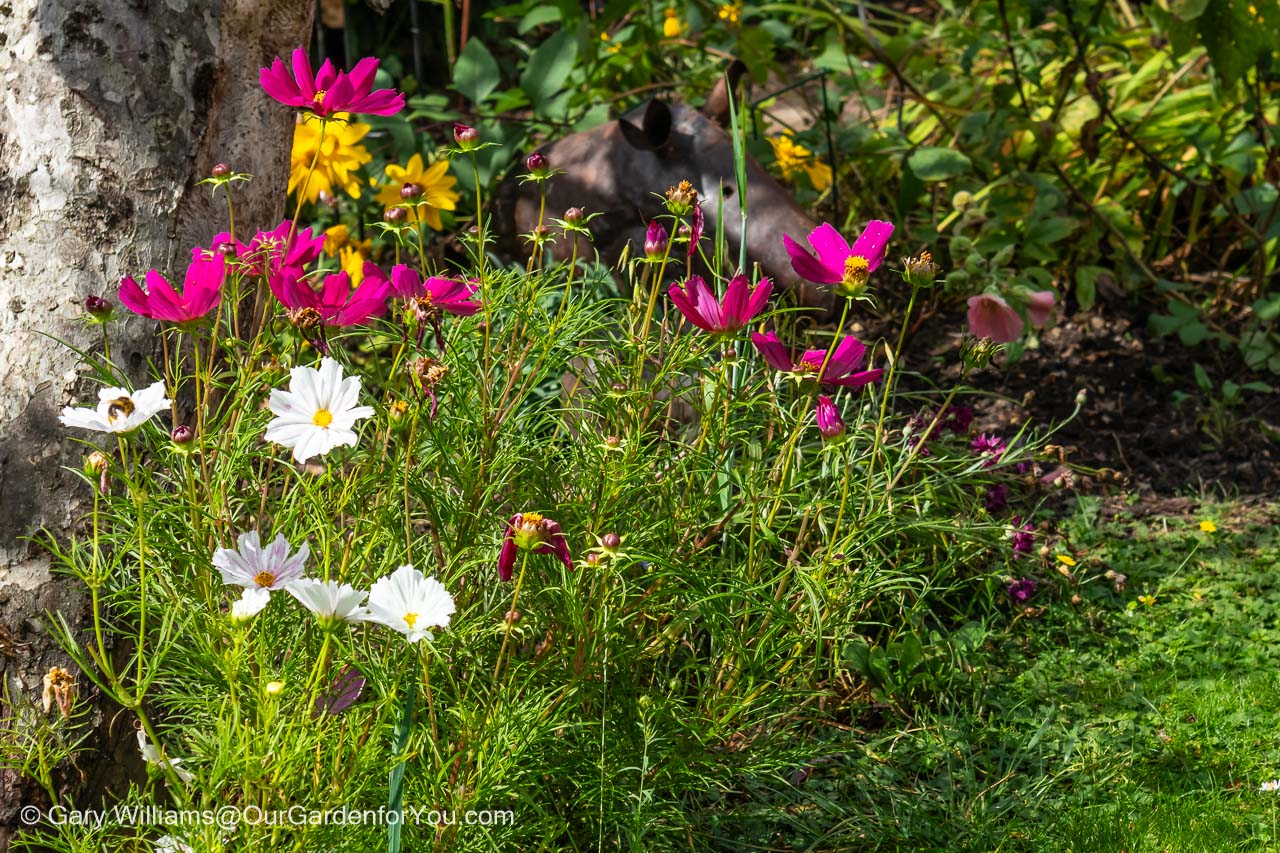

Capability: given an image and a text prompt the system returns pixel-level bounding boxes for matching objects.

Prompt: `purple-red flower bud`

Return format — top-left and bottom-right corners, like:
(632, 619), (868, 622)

(384, 206), (408, 224)
(454, 123), (479, 149)
(85, 295), (113, 321)
(601, 533), (621, 551)
(644, 221), (668, 259)
(211, 163), (230, 178)
(815, 395), (846, 440)
(564, 207), (585, 226)
(400, 182), (423, 201)
(171, 425), (195, 446)
(525, 152), (551, 179)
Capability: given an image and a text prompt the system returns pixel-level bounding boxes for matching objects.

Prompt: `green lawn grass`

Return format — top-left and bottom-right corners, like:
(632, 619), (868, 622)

(754, 499), (1280, 852)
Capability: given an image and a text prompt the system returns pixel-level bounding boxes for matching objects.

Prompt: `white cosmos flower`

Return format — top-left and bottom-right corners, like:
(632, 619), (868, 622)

(229, 588), (271, 622)
(265, 357), (373, 463)
(213, 531), (309, 591)
(154, 836), (195, 853)
(59, 381), (170, 433)
(364, 564), (456, 643)
(286, 579), (370, 629)
(137, 730), (195, 784)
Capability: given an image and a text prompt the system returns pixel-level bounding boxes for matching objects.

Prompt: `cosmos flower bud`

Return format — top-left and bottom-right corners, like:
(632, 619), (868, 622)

(644, 220), (668, 260)
(815, 395), (846, 441)
(525, 152), (551, 179)
(453, 123), (479, 149)
(85, 294), (113, 322)
(504, 609), (522, 624)
(384, 206), (408, 224)
(400, 182), (423, 201)
(170, 425), (195, 447)
(564, 207), (585, 226)
(601, 533), (621, 552)
(211, 163), (230, 178)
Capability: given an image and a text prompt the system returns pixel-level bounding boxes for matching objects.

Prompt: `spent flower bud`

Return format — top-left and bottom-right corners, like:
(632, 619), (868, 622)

(902, 251), (940, 288)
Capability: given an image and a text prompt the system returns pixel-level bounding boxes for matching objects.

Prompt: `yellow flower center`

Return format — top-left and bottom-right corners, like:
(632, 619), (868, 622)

(253, 571), (276, 588)
(843, 255), (869, 283)
(521, 512), (544, 526)
(312, 90), (327, 108)
(403, 612), (419, 628)
(313, 409), (334, 428)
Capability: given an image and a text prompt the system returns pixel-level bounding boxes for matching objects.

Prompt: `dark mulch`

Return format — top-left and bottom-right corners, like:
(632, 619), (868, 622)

(894, 299), (1279, 496)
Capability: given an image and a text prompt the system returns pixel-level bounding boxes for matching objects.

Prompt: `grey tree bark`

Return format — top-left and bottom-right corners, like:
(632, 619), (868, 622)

(0, 0), (312, 843)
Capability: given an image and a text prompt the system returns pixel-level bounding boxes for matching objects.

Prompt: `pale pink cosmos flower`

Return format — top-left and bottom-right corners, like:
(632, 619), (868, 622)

(966, 293), (1024, 342)
(260, 47), (404, 117)
(1026, 290), (1056, 328)
(668, 274), (771, 336)
(751, 331), (884, 389)
(118, 254), (225, 323)
(782, 220), (894, 295)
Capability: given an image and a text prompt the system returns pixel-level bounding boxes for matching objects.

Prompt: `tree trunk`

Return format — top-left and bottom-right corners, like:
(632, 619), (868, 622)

(0, 0), (312, 843)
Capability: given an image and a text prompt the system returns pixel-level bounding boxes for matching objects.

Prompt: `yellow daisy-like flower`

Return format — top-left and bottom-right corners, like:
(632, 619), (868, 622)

(289, 113), (372, 204)
(1056, 554), (1077, 567)
(1199, 520), (1217, 533)
(324, 223), (372, 258)
(340, 246), (366, 285)
(767, 133), (832, 191)
(717, 2), (741, 24)
(663, 8), (683, 37)
(373, 153), (460, 232)
(1137, 594), (1157, 606)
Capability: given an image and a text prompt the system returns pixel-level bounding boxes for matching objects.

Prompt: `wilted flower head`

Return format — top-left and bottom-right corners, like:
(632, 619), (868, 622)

(60, 382), (170, 434)
(902, 251), (940, 288)
(751, 331), (884, 389)
(118, 255), (225, 324)
(497, 512), (573, 582)
(362, 564), (456, 643)
(668, 274), (771, 337)
(664, 180), (698, 216)
(815, 395), (846, 441)
(42, 667), (75, 719)
(783, 220), (894, 298)
(260, 47), (405, 117)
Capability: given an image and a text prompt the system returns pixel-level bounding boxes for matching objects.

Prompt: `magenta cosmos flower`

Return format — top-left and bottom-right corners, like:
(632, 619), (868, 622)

(783, 220), (894, 296)
(389, 265), (481, 316)
(119, 253), (225, 323)
(751, 331), (884, 388)
(269, 265), (390, 327)
(668, 274), (771, 336)
(260, 47), (404, 117)
(497, 512), (573, 582)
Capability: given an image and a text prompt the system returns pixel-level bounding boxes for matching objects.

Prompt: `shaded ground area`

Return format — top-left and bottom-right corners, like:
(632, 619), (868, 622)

(891, 297), (1279, 496)
(716, 501), (1280, 851)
